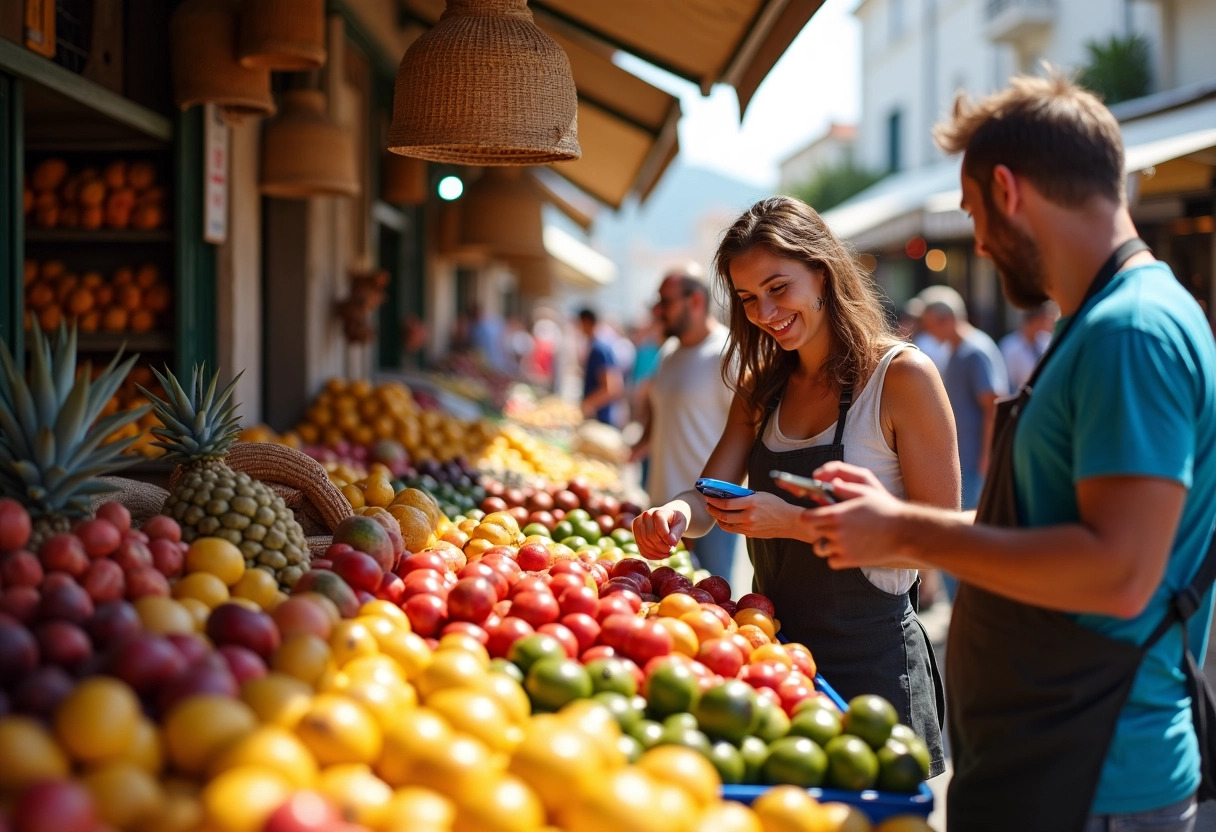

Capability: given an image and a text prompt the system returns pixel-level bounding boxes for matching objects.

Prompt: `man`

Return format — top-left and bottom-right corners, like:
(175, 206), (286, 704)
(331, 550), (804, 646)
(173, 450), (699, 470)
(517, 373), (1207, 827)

(629, 267), (738, 578)
(796, 73), (1216, 832)
(900, 294), (952, 374)
(577, 307), (624, 426)
(917, 285), (1008, 510)
(999, 301), (1057, 390)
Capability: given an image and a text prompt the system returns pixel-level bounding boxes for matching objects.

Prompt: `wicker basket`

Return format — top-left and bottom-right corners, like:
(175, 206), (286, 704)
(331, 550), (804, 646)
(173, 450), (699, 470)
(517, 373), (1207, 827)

(386, 0), (580, 165)
(170, 0), (274, 118)
(382, 153), (429, 205)
(91, 477), (172, 528)
(460, 167), (546, 261)
(238, 0), (326, 71)
(261, 90), (359, 198)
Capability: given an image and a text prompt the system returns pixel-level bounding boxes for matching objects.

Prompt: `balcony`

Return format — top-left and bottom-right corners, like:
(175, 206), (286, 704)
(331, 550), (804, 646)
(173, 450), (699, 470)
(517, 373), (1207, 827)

(984, 0), (1057, 45)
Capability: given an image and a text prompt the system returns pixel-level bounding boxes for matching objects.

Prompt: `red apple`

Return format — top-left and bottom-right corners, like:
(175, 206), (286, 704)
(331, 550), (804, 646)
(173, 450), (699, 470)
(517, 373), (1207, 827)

(107, 633), (188, 692)
(264, 790), (342, 832)
(206, 603), (281, 658)
(527, 510), (555, 529)
(74, 518), (122, 559)
(596, 593), (636, 622)
(459, 562), (508, 600)
(1, 551), (43, 587)
(658, 574), (693, 597)
(507, 575), (549, 600)
(557, 585), (598, 618)
(34, 620), (92, 671)
(0, 586), (40, 623)
(546, 572), (585, 597)
(509, 590), (560, 628)
(559, 612), (601, 654)
(331, 550), (384, 594)
(777, 674), (816, 716)
(396, 551), (448, 578)
(551, 490), (579, 513)
(622, 618), (674, 666)
(404, 593), (447, 637)
(112, 538), (154, 571)
(148, 538), (185, 579)
(124, 567), (170, 600)
(375, 572), (405, 605)
(0, 498), (32, 552)
(95, 502), (132, 536)
(580, 644), (618, 663)
(695, 576), (732, 604)
(515, 542), (550, 572)
(598, 614), (639, 652)
(218, 644), (269, 684)
(736, 593), (777, 618)
(12, 779), (97, 832)
(81, 559), (125, 604)
(486, 616), (534, 658)
(158, 659), (240, 712)
(440, 621), (489, 644)
(0, 616), (39, 679)
(36, 581), (93, 624)
(87, 601), (141, 648)
(537, 622), (579, 659)
(447, 577), (497, 624)
(11, 665), (73, 718)
(37, 536), (89, 578)
(141, 514), (182, 543)
(698, 638), (745, 679)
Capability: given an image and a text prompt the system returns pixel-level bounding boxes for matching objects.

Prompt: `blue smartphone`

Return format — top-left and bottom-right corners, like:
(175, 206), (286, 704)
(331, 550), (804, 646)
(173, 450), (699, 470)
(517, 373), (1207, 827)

(770, 470), (841, 504)
(695, 478), (755, 499)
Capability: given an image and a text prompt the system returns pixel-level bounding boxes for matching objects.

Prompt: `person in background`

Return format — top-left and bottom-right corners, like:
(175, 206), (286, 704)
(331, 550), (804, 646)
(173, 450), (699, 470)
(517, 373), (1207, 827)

(629, 266), (740, 579)
(632, 196), (960, 777)
(999, 301), (1056, 390)
(577, 307), (624, 426)
(797, 72), (1216, 832)
(628, 311), (664, 490)
(900, 295), (952, 373)
(918, 285), (1008, 510)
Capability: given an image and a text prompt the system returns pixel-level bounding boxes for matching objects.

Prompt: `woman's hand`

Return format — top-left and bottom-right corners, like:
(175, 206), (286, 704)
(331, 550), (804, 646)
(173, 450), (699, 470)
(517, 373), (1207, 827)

(632, 506), (689, 560)
(703, 491), (801, 540)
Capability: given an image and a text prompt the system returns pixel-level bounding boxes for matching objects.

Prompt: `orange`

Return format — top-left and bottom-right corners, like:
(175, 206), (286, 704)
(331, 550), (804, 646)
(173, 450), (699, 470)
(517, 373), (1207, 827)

(362, 475), (395, 508)
(750, 785), (823, 832)
(359, 599), (410, 627)
(134, 596), (196, 635)
(177, 596), (211, 631)
(415, 648), (485, 700)
(54, 677), (141, 763)
(100, 305), (127, 331)
(131, 793), (202, 832)
(374, 627), (432, 682)
(81, 761), (165, 829)
(172, 571), (230, 609)
(232, 567), (279, 609)
(67, 286), (94, 315)
(341, 483), (366, 509)
(241, 673), (314, 728)
(658, 592), (701, 619)
(186, 537), (246, 586)
(680, 609), (726, 643)
(451, 773), (545, 832)
(130, 309), (156, 332)
(339, 677), (417, 730)
(375, 707), (454, 787)
(316, 763), (393, 828)
(0, 716), (70, 790)
(735, 608), (778, 641)
(695, 802), (764, 832)
(163, 695), (258, 775)
(391, 505), (433, 553)
(507, 719), (603, 817)
(341, 654), (406, 686)
(426, 689), (520, 753)
(750, 643), (793, 669)
(435, 632), (491, 667)
(272, 633), (334, 687)
(383, 787), (455, 830)
(470, 669), (531, 726)
(105, 716), (165, 773)
(329, 620), (380, 667)
(408, 735), (502, 801)
(636, 745), (722, 809)
(201, 766), (292, 832)
(295, 694), (382, 766)
(655, 616), (700, 657)
(736, 624), (773, 649)
(815, 802), (873, 832)
(207, 726), (317, 787)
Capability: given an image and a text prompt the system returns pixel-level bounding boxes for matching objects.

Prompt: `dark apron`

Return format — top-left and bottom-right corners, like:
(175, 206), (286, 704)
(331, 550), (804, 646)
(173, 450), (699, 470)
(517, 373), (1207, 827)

(946, 239), (1185, 831)
(748, 387), (947, 776)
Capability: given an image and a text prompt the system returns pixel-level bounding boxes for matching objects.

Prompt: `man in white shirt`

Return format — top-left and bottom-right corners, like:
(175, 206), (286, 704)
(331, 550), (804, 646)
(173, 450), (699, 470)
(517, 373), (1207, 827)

(999, 302), (1056, 391)
(630, 266), (738, 578)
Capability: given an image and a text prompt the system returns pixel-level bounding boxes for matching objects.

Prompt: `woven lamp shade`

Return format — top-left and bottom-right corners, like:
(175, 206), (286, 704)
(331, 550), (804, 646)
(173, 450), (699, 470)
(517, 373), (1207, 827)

(436, 202), (490, 264)
(515, 259), (553, 297)
(460, 167), (546, 261)
(382, 153), (429, 205)
(238, 0), (327, 70)
(387, 0), (580, 165)
(260, 90), (359, 199)
(170, 0), (275, 117)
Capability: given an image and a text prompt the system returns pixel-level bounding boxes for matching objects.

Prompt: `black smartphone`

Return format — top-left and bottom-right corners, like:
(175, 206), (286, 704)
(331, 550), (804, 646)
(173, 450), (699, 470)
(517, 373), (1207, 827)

(770, 470), (841, 504)
(694, 478), (755, 499)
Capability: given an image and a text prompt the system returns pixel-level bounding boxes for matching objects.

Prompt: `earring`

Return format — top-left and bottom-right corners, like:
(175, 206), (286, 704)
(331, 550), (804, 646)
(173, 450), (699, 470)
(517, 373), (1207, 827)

(814, 297), (824, 312)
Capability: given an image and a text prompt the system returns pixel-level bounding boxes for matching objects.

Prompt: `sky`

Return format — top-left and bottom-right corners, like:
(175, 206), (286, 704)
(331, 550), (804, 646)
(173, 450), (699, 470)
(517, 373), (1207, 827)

(616, 0), (862, 188)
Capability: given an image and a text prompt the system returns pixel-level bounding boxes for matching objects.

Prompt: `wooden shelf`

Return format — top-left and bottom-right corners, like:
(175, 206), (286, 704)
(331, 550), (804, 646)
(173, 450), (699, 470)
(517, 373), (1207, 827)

(0, 39), (173, 143)
(76, 331), (174, 353)
(25, 229), (172, 244)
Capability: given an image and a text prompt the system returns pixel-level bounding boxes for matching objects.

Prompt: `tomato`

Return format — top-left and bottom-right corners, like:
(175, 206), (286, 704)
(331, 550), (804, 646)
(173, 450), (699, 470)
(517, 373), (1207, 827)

(621, 619), (673, 667)
(559, 612), (600, 654)
(447, 576), (497, 624)
(486, 616), (535, 659)
(509, 591), (561, 628)
(596, 593), (636, 622)
(537, 622), (579, 659)
(697, 638), (745, 679)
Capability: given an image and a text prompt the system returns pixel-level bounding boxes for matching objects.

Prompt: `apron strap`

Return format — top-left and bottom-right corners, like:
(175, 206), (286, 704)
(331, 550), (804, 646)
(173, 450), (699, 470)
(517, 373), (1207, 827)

(830, 386), (854, 446)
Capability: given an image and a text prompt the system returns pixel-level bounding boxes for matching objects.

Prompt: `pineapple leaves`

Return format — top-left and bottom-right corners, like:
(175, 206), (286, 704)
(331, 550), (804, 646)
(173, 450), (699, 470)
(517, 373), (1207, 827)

(135, 364), (243, 462)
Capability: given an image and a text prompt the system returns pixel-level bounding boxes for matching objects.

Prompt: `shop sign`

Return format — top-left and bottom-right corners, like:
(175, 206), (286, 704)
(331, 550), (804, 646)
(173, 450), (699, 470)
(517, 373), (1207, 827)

(204, 104), (229, 245)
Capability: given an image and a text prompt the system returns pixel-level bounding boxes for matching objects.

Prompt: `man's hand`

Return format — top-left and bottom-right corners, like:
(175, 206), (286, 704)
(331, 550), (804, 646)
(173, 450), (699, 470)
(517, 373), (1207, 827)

(795, 464), (914, 569)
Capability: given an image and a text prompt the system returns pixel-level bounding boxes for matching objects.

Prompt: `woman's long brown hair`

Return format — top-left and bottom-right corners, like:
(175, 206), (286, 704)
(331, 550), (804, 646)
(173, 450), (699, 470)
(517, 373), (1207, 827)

(713, 196), (901, 424)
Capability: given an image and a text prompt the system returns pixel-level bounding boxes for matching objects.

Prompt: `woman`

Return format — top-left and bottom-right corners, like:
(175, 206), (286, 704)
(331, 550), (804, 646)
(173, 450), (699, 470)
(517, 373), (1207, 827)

(632, 196), (959, 775)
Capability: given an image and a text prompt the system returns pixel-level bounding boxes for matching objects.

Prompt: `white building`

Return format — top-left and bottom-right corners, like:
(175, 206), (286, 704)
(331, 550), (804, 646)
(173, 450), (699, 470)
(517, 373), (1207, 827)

(778, 123), (860, 191)
(823, 0), (1216, 334)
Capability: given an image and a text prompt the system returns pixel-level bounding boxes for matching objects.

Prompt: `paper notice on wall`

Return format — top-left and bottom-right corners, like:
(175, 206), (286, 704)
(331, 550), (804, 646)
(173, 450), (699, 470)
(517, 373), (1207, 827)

(204, 104), (229, 245)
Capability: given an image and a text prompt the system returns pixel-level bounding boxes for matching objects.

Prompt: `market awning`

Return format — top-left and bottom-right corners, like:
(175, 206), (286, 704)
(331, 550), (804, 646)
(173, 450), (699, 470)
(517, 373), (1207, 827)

(395, 0), (824, 206)
(543, 225), (617, 288)
(1121, 95), (1216, 172)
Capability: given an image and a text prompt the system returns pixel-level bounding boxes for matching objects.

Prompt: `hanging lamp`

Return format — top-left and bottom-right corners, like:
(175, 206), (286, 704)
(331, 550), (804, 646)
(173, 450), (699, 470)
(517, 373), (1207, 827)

(381, 153), (429, 205)
(436, 201), (490, 264)
(238, 0), (327, 71)
(170, 0), (275, 118)
(260, 90), (359, 198)
(386, 0), (581, 165)
(515, 259), (554, 297)
(459, 167), (546, 261)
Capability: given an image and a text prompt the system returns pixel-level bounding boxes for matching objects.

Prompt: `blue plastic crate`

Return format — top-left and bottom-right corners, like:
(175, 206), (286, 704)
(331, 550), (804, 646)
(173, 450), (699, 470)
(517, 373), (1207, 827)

(719, 673), (935, 822)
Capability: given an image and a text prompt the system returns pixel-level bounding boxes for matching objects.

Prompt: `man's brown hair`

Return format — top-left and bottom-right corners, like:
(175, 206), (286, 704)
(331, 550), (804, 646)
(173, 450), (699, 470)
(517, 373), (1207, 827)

(933, 71), (1126, 207)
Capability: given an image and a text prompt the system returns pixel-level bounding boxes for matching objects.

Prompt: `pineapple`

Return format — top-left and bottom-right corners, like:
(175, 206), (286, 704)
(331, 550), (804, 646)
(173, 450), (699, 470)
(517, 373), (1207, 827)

(0, 324), (147, 547)
(138, 364), (310, 587)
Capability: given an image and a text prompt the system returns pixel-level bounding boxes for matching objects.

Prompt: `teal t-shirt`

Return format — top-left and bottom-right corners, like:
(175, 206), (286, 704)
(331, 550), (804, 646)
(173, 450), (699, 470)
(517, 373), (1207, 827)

(1013, 261), (1216, 815)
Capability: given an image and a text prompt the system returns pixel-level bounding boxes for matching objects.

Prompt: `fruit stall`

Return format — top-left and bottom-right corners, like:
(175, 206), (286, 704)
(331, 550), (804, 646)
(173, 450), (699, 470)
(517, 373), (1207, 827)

(0, 324), (939, 832)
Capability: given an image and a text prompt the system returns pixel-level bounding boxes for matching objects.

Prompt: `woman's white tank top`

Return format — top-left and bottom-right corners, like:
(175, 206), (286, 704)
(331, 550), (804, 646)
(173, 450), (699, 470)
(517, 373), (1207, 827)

(763, 343), (917, 595)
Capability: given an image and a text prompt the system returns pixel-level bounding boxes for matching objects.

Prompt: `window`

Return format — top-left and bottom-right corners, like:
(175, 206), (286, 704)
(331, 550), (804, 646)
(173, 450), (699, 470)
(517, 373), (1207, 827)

(887, 109), (903, 173)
